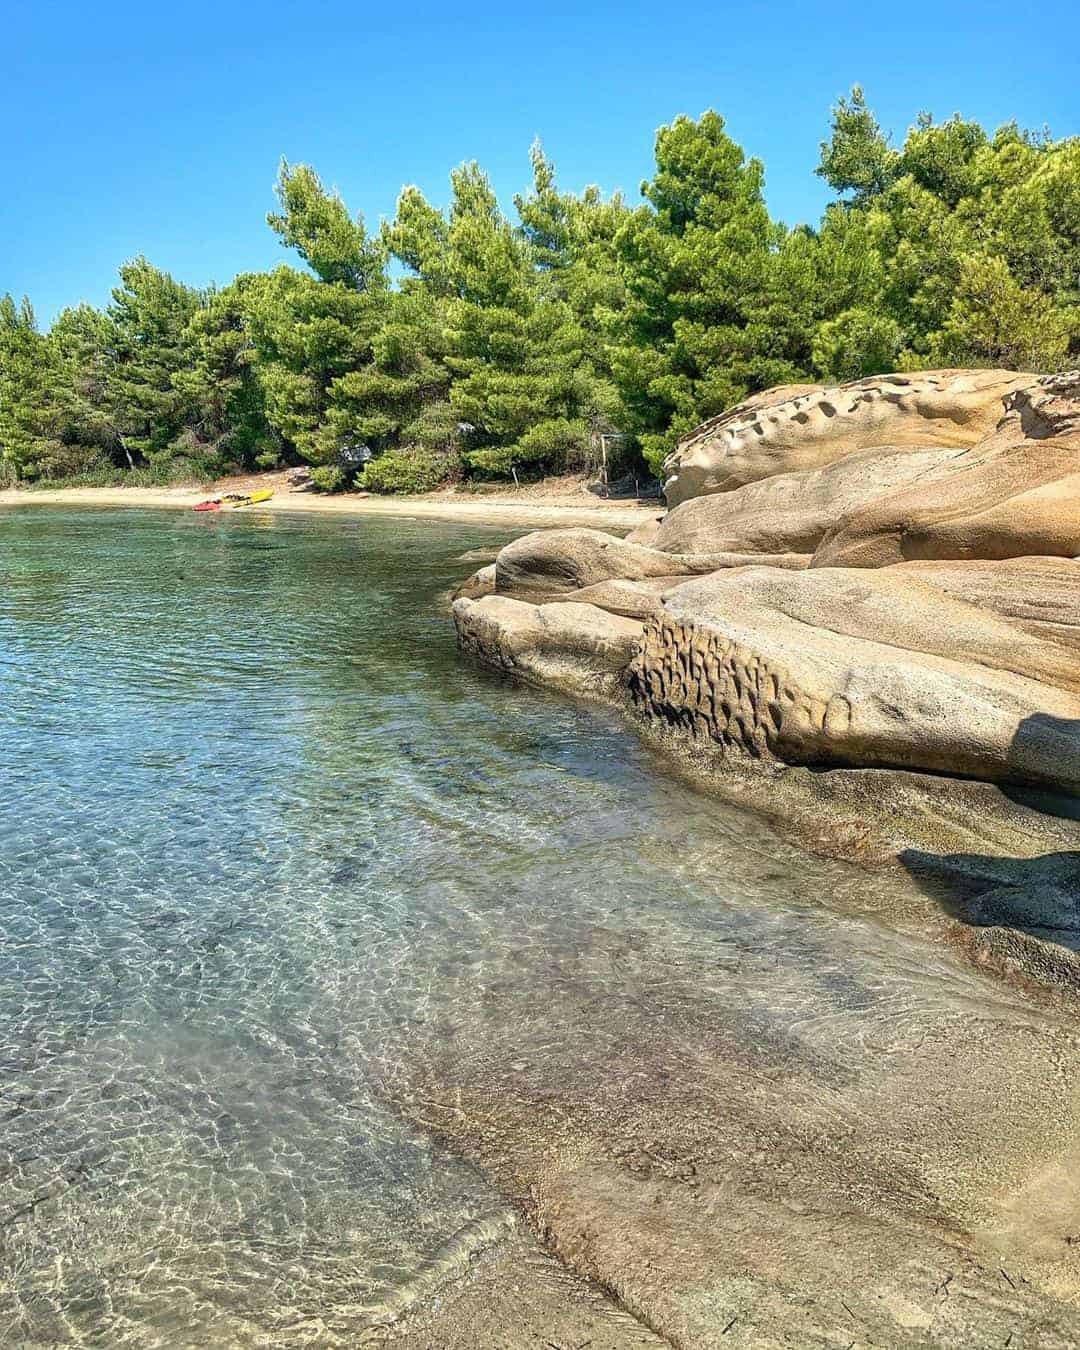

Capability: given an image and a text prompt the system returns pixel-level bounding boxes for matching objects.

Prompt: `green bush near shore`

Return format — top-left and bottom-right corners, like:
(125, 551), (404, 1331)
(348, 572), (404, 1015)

(4, 89), (1080, 493)
(361, 449), (460, 495)
(23, 461), (220, 491)
(309, 465), (349, 494)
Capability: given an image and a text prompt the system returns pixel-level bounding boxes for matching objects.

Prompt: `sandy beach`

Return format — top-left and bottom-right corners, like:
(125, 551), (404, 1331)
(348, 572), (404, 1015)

(0, 478), (658, 531)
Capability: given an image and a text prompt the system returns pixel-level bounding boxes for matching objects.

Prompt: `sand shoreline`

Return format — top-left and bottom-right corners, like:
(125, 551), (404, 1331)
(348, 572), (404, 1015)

(0, 484), (657, 530)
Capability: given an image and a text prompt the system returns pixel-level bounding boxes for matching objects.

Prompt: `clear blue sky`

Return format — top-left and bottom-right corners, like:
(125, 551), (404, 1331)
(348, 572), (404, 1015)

(6, 0), (1079, 325)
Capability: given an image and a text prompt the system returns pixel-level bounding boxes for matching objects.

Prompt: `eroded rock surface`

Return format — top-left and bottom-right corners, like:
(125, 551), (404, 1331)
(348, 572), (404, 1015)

(663, 368), (1030, 505)
(453, 594), (644, 699)
(456, 368), (1080, 797)
(630, 565), (1080, 789)
(814, 373), (1080, 567)
(494, 526), (809, 599)
(654, 442), (965, 556)
(495, 528), (697, 594)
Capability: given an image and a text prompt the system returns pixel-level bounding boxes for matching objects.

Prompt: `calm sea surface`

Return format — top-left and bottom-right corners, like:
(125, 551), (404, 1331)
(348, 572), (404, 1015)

(0, 507), (1049, 1346)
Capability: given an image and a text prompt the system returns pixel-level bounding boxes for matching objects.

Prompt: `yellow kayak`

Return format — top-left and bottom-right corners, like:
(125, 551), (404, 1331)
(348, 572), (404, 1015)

(230, 489), (275, 508)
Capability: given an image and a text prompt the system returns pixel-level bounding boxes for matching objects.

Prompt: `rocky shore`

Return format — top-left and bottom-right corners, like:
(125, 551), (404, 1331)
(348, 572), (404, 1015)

(436, 369), (1080, 1347)
(453, 367), (1080, 862)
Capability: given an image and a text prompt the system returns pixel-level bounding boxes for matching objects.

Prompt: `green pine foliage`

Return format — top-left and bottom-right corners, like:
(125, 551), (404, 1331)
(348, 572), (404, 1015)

(174, 277), (283, 471)
(608, 111), (801, 473)
(811, 106), (1080, 376)
(0, 296), (69, 481)
(103, 258), (204, 465)
(3, 92), (1078, 490)
(385, 159), (613, 479)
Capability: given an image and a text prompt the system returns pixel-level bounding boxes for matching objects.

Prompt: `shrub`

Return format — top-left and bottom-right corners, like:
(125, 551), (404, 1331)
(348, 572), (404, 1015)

(405, 401), (465, 454)
(516, 417), (590, 472)
(164, 432), (229, 482)
(310, 464), (348, 493)
(130, 460), (217, 486)
(24, 451), (222, 490)
(462, 444), (516, 476)
(26, 462), (209, 490)
(466, 418), (589, 479)
(361, 448), (458, 494)
(812, 308), (903, 382)
(19, 441), (110, 482)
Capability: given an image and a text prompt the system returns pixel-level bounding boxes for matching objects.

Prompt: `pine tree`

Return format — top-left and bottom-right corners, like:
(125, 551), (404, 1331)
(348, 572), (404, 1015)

(816, 85), (899, 203)
(251, 163), (393, 465)
(814, 89), (1080, 371)
(49, 303), (122, 464)
(608, 111), (790, 473)
(173, 277), (280, 469)
(103, 258), (204, 464)
(0, 296), (66, 480)
(386, 161), (611, 478)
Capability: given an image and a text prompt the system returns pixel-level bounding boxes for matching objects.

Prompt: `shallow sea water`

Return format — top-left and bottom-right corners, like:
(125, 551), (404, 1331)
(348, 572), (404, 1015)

(0, 507), (1059, 1346)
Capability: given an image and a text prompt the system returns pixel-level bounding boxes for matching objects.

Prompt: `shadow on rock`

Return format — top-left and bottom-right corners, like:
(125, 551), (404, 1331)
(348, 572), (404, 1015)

(1005, 711), (1080, 804)
(901, 844), (1080, 942)
(901, 714), (1080, 987)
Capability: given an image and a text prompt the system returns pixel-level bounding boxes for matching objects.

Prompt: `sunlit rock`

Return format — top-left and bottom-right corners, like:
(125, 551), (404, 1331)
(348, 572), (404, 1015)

(629, 563), (1080, 790)
(814, 371), (1080, 567)
(662, 368), (1030, 505)
(453, 595), (644, 699)
(454, 368), (1080, 797)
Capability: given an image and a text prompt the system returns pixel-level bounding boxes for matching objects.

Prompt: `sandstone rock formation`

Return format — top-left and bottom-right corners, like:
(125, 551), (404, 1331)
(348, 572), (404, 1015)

(491, 526), (808, 599)
(454, 594), (644, 699)
(662, 368), (1031, 504)
(451, 562), (496, 600)
(813, 372), (1080, 567)
(629, 564), (1080, 790)
(454, 369), (1080, 799)
(653, 442), (964, 557)
(447, 369), (1080, 1347)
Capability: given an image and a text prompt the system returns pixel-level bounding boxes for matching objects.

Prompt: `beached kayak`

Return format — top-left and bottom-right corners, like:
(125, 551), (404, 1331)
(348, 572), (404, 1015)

(230, 489), (275, 508)
(194, 489), (274, 511)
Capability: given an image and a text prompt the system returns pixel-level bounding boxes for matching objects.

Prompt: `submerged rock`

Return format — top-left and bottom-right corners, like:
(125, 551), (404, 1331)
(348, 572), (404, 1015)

(446, 373), (1080, 1346)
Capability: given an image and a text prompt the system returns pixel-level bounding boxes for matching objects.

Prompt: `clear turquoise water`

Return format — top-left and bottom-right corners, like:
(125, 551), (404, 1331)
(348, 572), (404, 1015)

(0, 507), (1050, 1346)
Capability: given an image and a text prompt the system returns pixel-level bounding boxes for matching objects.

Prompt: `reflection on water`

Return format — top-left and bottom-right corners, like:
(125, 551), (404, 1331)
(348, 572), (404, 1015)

(0, 508), (1065, 1345)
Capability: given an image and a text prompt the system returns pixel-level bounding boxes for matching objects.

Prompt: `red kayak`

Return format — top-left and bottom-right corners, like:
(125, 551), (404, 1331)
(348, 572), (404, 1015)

(193, 499), (222, 512)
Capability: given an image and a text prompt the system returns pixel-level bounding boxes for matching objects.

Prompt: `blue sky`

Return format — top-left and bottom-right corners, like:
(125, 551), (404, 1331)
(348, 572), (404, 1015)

(6, 0), (1079, 325)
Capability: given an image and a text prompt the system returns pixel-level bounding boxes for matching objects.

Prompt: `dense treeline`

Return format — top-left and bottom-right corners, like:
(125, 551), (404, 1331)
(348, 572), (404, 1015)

(3, 89), (1078, 491)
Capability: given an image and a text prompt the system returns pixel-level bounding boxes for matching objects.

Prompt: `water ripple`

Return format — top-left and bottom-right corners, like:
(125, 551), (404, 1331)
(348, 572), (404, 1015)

(0, 507), (1058, 1345)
